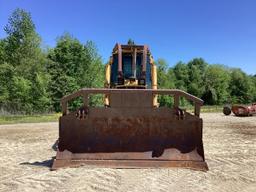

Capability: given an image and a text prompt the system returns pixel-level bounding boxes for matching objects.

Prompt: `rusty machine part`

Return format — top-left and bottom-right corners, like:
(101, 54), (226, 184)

(52, 89), (208, 171)
(52, 43), (208, 171)
(223, 103), (256, 116)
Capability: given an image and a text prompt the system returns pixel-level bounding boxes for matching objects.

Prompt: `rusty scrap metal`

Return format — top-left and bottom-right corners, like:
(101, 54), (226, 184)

(223, 103), (256, 116)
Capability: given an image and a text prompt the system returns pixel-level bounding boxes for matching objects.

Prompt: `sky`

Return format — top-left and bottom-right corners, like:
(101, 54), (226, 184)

(0, 0), (256, 74)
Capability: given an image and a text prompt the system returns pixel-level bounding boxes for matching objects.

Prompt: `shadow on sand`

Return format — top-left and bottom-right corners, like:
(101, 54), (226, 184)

(20, 158), (54, 168)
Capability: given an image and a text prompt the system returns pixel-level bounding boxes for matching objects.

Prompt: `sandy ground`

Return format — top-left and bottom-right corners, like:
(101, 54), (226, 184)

(0, 113), (255, 192)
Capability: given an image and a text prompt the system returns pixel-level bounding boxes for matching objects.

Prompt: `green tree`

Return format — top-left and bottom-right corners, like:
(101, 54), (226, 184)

(229, 69), (252, 103)
(0, 40), (6, 63)
(248, 75), (256, 102)
(156, 59), (176, 106)
(11, 76), (32, 113)
(47, 33), (104, 111)
(0, 41), (9, 108)
(1, 8), (50, 113)
(156, 58), (169, 88)
(0, 63), (14, 108)
(252, 76), (256, 101)
(79, 41), (104, 88)
(4, 8), (41, 70)
(187, 58), (207, 97)
(202, 65), (230, 105)
(173, 61), (189, 91)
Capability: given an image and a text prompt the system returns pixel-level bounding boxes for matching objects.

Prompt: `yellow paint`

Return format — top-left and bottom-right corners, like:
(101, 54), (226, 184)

(150, 57), (158, 107)
(105, 59), (111, 87)
(124, 79), (138, 86)
(104, 57), (112, 106)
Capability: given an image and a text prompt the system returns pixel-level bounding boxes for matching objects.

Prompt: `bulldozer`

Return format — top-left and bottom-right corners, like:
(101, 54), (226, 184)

(51, 43), (208, 171)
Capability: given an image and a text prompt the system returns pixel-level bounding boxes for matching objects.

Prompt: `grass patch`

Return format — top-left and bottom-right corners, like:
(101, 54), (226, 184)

(0, 113), (61, 125)
(0, 105), (224, 125)
(181, 105), (223, 113)
(201, 105), (223, 113)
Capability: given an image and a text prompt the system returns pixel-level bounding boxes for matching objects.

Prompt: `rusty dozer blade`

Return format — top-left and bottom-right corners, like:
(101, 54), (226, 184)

(52, 88), (208, 171)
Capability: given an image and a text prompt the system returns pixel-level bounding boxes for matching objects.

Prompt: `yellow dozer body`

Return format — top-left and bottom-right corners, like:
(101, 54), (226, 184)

(52, 44), (208, 171)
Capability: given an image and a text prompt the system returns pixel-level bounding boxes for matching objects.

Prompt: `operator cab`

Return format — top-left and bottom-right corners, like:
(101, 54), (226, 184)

(110, 44), (152, 89)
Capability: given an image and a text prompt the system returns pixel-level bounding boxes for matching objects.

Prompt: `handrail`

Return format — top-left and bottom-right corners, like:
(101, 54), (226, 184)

(61, 88), (203, 117)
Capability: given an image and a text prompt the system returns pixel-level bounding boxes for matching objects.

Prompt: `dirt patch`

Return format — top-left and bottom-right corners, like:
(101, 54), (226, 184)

(229, 124), (256, 136)
(0, 113), (256, 192)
